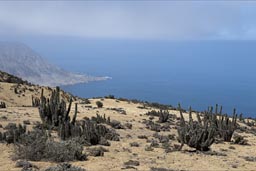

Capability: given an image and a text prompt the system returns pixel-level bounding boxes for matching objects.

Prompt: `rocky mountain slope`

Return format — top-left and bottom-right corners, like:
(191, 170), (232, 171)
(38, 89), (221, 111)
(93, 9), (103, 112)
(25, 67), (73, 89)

(0, 42), (107, 86)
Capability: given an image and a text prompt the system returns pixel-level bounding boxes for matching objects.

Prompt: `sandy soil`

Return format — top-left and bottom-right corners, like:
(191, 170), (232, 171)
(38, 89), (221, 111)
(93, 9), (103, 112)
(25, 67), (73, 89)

(0, 82), (256, 171)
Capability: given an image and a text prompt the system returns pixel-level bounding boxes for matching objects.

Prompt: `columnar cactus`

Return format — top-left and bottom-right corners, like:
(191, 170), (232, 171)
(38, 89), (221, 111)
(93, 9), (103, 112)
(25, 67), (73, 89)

(32, 96), (40, 107)
(178, 103), (238, 151)
(39, 87), (74, 128)
(38, 87), (119, 146)
(177, 104), (215, 151)
(205, 105), (237, 142)
(215, 108), (237, 142)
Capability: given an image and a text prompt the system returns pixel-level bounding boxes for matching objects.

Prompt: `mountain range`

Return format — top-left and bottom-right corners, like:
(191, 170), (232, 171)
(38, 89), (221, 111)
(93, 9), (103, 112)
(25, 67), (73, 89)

(0, 42), (107, 86)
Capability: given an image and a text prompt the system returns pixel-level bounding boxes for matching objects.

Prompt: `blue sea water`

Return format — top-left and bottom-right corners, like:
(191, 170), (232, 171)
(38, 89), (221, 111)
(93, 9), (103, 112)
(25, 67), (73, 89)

(28, 38), (256, 118)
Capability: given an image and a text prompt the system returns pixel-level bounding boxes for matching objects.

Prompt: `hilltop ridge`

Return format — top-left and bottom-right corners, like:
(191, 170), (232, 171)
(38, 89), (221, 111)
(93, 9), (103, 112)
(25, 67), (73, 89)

(0, 70), (30, 85)
(0, 70), (72, 107)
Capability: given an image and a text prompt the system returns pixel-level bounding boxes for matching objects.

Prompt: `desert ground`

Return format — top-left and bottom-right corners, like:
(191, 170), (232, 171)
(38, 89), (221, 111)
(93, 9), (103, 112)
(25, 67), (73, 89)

(0, 81), (256, 171)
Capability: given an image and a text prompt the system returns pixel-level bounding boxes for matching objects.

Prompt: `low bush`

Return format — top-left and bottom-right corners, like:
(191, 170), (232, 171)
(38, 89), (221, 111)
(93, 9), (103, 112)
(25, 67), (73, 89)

(124, 160), (140, 166)
(233, 134), (248, 145)
(0, 101), (6, 108)
(105, 95), (115, 99)
(87, 146), (108, 157)
(14, 129), (87, 162)
(130, 142), (139, 147)
(96, 101), (103, 108)
(44, 163), (86, 171)
(80, 98), (91, 104)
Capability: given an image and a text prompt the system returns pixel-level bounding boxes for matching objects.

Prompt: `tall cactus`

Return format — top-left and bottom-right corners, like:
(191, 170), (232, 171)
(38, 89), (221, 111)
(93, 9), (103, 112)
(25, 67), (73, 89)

(205, 104), (237, 142)
(215, 108), (237, 142)
(39, 87), (74, 128)
(32, 95), (40, 107)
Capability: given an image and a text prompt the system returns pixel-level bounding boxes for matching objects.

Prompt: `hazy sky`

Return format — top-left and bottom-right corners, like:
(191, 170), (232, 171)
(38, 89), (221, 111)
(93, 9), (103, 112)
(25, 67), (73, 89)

(0, 1), (256, 40)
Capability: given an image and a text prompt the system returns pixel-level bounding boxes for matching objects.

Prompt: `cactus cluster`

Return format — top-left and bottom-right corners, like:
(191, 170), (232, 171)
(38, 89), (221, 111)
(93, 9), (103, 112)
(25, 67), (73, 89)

(0, 123), (26, 144)
(37, 87), (120, 145)
(146, 110), (172, 123)
(91, 113), (123, 129)
(178, 104), (238, 151)
(203, 104), (237, 142)
(0, 101), (6, 108)
(91, 113), (111, 124)
(158, 110), (171, 123)
(177, 104), (215, 151)
(58, 118), (120, 145)
(39, 87), (74, 128)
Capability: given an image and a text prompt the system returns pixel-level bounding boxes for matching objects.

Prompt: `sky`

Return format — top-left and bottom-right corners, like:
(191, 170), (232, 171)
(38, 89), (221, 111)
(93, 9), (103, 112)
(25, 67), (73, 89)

(0, 1), (256, 41)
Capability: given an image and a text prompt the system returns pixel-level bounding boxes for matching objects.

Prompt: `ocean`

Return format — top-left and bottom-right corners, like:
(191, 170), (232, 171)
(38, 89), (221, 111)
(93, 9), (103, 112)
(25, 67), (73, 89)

(30, 39), (256, 118)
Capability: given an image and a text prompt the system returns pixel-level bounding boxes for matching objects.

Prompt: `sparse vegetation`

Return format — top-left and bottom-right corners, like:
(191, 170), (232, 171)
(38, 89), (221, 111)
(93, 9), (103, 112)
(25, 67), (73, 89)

(144, 119), (170, 132)
(242, 156), (256, 162)
(91, 113), (124, 129)
(107, 107), (126, 114)
(80, 98), (91, 104)
(145, 145), (154, 151)
(138, 135), (148, 139)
